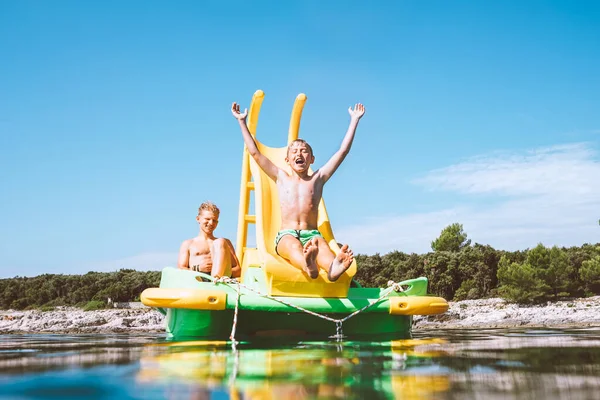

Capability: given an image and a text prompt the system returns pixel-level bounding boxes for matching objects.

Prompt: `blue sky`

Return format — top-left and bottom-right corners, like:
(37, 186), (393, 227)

(1, 1), (599, 278)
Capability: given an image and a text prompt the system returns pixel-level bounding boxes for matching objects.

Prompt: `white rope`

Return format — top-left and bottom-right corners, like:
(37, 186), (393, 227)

(213, 276), (406, 344)
(229, 279), (241, 350)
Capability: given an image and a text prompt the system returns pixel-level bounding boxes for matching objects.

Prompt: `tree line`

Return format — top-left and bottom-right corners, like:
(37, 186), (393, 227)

(354, 223), (600, 303)
(0, 269), (160, 310)
(1, 223), (599, 310)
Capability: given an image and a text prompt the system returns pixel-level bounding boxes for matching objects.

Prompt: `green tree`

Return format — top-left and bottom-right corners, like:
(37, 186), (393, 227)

(424, 251), (461, 299)
(431, 223), (471, 252)
(527, 244), (572, 299)
(354, 254), (384, 287)
(497, 256), (547, 304)
(452, 244), (499, 300)
(580, 256), (600, 295)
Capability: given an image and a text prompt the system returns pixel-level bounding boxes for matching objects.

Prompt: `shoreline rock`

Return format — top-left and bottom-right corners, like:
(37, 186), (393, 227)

(2, 296), (600, 334)
(413, 296), (600, 330)
(0, 307), (165, 334)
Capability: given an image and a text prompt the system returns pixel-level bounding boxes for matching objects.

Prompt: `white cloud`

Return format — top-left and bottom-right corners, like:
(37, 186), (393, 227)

(337, 142), (600, 254)
(414, 143), (599, 197)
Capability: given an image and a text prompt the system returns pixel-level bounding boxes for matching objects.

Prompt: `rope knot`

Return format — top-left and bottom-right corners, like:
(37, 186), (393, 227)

(387, 280), (405, 292)
(214, 276), (235, 285)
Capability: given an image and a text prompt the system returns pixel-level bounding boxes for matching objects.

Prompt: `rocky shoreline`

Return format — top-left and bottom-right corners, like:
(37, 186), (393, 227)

(2, 296), (600, 334)
(413, 296), (600, 330)
(0, 307), (165, 334)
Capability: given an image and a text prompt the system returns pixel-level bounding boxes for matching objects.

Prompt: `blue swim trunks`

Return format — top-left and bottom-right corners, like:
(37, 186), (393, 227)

(274, 229), (323, 254)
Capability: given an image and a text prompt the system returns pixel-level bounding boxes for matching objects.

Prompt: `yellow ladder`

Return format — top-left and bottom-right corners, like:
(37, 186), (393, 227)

(234, 90), (308, 265)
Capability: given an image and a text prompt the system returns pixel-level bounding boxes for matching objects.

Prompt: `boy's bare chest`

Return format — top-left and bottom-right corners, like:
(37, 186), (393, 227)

(278, 176), (322, 197)
(189, 239), (212, 256)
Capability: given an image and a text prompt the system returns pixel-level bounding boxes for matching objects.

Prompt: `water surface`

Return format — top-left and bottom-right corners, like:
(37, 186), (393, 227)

(1, 328), (600, 399)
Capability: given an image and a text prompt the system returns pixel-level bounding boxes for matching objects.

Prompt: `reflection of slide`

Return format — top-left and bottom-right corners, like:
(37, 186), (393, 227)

(136, 339), (452, 400)
(236, 91), (356, 298)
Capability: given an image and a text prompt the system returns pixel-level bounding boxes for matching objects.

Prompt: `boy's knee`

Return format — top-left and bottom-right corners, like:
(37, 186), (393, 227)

(212, 238), (229, 254)
(213, 238), (227, 247)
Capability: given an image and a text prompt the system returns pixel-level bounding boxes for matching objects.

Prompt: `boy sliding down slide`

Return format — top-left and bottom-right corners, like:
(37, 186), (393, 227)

(231, 101), (366, 281)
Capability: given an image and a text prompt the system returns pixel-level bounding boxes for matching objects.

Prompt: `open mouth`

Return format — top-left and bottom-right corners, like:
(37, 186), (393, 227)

(294, 158), (305, 166)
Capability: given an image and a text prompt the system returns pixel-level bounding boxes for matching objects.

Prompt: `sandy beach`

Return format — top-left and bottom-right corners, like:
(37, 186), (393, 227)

(2, 296), (600, 334)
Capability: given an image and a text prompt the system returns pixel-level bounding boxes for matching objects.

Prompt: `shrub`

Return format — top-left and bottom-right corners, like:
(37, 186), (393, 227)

(83, 300), (105, 311)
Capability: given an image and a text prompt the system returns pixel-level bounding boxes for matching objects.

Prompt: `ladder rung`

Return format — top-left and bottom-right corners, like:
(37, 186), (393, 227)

(244, 215), (256, 223)
(247, 182), (255, 189)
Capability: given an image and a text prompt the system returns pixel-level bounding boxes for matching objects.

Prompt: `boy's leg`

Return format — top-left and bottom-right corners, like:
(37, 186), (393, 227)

(315, 238), (335, 270)
(226, 240), (242, 278)
(211, 238), (232, 277)
(314, 237), (354, 282)
(276, 235), (319, 279)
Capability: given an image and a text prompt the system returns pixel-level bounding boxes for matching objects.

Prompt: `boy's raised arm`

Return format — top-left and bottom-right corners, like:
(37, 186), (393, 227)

(319, 103), (366, 182)
(231, 102), (279, 181)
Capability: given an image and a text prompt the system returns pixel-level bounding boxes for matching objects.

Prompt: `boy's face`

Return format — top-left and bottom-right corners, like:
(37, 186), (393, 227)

(286, 142), (314, 173)
(196, 210), (219, 235)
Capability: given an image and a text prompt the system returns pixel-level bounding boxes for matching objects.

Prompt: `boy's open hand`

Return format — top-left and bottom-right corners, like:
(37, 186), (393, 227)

(348, 103), (366, 120)
(231, 102), (248, 120)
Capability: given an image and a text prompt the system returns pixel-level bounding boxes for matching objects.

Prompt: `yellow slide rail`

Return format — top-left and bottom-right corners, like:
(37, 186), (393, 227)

(235, 90), (265, 264)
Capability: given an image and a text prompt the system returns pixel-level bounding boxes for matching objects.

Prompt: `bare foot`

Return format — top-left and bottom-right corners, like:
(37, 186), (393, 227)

(303, 238), (319, 279)
(328, 244), (354, 281)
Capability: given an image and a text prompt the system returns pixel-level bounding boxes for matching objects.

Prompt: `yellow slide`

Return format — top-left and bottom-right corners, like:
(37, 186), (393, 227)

(235, 90), (356, 298)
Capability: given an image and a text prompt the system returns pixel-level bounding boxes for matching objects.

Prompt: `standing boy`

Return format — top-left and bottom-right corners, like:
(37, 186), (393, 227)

(231, 101), (365, 281)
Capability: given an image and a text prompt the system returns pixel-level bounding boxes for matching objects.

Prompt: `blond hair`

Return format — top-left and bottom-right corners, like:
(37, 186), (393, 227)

(198, 201), (220, 216)
(287, 139), (313, 156)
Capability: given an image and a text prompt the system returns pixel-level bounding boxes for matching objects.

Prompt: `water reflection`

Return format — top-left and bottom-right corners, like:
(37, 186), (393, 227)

(1, 329), (600, 399)
(137, 338), (452, 399)
(0, 334), (162, 375)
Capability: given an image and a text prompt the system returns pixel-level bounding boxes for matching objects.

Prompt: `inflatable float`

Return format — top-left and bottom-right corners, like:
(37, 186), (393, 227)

(141, 90), (448, 340)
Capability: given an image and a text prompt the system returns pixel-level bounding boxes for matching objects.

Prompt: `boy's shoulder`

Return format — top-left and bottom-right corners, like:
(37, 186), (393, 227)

(181, 236), (206, 246)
